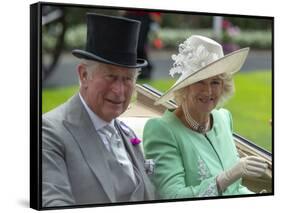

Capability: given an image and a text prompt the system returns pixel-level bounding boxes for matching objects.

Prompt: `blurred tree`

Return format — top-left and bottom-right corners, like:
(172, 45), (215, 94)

(42, 6), (66, 81)
(160, 13), (271, 30)
(161, 13), (213, 28)
(227, 17), (272, 30)
(42, 5), (120, 81)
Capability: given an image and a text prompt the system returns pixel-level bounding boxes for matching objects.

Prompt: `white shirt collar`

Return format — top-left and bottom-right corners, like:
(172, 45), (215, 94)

(78, 93), (115, 131)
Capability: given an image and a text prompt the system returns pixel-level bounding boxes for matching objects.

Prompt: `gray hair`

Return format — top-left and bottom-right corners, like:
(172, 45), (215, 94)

(79, 59), (140, 83)
(173, 73), (235, 108)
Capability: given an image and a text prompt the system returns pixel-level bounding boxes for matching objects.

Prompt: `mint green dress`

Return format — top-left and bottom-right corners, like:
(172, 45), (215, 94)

(143, 108), (253, 199)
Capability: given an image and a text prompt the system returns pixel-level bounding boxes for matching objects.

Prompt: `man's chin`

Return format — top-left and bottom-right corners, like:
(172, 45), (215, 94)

(105, 109), (124, 120)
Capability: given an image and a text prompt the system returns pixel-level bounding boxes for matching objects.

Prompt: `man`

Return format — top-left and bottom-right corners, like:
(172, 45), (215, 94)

(42, 13), (155, 207)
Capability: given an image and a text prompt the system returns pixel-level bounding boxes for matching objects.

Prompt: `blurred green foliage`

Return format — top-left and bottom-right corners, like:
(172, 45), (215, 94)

(42, 6), (272, 53)
(161, 13), (272, 30)
(156, 29), (271, 49)
(44, 26), (271, 51)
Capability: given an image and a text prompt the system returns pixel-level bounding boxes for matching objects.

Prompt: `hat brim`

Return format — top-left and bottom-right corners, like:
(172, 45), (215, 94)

(72, 49), (148, 68)
(155, 47), (250, 105)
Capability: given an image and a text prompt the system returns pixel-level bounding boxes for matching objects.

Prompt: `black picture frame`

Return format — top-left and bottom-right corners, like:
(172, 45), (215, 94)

(30, 1), (274, 210)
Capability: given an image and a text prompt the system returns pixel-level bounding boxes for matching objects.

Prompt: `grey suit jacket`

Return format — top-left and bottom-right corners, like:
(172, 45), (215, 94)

(42, 94), (155, 207)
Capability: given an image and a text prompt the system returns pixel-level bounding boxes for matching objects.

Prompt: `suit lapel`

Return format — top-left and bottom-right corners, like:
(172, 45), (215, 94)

(115, 120), (143, 173)
(62, 94), (116, 202)
(115, 121), (155, 199)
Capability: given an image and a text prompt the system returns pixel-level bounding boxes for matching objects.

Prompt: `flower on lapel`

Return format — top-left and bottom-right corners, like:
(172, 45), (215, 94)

(130, 137), (142, 145)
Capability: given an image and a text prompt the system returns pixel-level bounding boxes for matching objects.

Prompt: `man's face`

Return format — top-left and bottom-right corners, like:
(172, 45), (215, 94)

(81, 63), (136, 122)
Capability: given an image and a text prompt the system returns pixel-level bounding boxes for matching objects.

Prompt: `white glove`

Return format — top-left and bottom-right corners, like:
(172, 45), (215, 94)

(259, 189), (267, 194)
(216, 156), (268, 192)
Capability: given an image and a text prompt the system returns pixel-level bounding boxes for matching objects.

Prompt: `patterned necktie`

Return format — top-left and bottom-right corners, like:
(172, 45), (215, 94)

(101, 125), (136, 184)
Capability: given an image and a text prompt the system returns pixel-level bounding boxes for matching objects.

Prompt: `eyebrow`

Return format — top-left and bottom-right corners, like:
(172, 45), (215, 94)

(104, 69), (134, 78)
(211, 78), (221, 81)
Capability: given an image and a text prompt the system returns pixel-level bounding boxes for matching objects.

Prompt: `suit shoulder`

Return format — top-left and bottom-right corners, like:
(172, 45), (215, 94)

(43, 94), (78, 122)
(43, 103), (67, 121)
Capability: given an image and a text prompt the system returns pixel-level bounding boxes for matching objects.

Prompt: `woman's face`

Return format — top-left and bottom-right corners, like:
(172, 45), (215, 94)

(184, 75), (224, 114)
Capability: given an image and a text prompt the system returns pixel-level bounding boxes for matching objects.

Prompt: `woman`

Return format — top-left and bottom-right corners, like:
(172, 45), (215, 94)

(143, 35), (268, 198)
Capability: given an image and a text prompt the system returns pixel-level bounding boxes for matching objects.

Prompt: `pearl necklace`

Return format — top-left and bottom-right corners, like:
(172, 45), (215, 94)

(182, 102), (210, 134)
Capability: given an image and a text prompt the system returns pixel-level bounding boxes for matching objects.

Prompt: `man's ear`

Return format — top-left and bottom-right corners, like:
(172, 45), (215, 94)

(77, 64), (88, 87)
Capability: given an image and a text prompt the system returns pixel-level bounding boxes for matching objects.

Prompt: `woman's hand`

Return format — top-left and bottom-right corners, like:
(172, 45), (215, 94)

(216, 156), (268, 192)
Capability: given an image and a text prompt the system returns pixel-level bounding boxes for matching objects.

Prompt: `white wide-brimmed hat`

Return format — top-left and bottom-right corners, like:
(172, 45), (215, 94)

(155, 35), (249, 105)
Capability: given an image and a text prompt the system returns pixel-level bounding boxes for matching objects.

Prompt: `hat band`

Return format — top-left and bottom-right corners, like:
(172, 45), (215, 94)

(87, 49), (137, 66)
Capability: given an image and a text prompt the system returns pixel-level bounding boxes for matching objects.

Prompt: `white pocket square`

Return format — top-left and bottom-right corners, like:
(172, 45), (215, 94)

(144, 159), (155, 175)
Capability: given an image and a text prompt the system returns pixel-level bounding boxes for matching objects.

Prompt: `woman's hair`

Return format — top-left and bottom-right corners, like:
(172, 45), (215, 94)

(173, 73), (235, 108)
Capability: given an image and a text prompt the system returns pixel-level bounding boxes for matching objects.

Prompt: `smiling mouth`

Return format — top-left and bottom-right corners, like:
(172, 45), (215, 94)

(106, 99), (123, 104)
(199, 97), (214, 103)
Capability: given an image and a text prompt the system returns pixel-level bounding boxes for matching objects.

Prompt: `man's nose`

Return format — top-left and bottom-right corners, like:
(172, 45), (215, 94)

(111, 78), (125, 94)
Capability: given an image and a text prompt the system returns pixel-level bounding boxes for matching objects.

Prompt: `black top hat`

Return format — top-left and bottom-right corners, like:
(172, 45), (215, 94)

(72, 13), (147, 68)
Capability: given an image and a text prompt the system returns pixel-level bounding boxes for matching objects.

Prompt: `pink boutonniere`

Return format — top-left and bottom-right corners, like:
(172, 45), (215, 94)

(130, 137), (142, 145)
